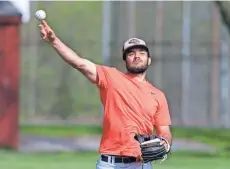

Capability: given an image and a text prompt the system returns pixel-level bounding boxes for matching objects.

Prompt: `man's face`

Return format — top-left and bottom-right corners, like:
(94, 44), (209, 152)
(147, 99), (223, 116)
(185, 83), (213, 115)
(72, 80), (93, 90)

(125, 47), (151, 74)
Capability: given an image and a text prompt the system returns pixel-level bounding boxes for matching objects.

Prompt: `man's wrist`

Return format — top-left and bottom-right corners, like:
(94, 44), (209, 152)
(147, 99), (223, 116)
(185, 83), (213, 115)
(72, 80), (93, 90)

(50, 36), (59, 46)
(161, 137), (171, 152)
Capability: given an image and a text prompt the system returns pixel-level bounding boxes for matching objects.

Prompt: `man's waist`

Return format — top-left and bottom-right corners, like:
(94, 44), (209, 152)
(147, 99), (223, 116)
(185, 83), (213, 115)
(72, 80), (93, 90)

(99, 144), (141, 158)
(100, 154), (141, 163)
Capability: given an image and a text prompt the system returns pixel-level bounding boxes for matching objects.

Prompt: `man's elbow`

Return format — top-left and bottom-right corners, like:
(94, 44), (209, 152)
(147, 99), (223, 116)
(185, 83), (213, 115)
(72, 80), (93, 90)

(155, 126), (173, 145)
(75, 62), (87, 71)
(70, 60), (97, 84)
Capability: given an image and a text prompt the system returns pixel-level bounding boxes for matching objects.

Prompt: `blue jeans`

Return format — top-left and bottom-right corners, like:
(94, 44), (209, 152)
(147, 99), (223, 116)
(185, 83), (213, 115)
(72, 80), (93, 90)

(96, 155), (152, 169)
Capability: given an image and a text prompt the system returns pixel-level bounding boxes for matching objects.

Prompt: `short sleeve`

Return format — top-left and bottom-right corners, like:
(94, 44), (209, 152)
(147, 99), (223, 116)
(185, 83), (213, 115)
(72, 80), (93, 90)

(95, 64), (112, 89)
(153, 93), (171, 126)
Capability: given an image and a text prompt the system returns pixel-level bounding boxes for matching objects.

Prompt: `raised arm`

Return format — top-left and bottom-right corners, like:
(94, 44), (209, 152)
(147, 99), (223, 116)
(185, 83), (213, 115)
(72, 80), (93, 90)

(39, 20), (97, 84)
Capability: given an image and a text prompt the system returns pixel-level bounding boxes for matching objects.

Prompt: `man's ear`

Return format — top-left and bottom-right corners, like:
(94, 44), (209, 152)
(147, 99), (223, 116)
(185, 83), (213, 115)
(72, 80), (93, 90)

(123, 60), (126, 66)
(123, 60), (128, 70)
(148, 57), (151, 66)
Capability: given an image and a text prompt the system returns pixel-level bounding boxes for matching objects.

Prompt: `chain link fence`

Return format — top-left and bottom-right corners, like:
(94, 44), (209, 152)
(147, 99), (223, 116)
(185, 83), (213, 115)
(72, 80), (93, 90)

(19, 1), (229, 128)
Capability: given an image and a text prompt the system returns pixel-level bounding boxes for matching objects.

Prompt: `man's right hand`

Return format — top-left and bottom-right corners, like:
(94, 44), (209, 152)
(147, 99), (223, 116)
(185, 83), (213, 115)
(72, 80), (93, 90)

(39, 20), (56, 44)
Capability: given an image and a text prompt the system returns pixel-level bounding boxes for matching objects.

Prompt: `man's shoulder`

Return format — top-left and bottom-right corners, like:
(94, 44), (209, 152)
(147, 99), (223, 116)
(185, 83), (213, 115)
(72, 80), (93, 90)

(96, 64), (118, 71)
(96, 64), (122, 77)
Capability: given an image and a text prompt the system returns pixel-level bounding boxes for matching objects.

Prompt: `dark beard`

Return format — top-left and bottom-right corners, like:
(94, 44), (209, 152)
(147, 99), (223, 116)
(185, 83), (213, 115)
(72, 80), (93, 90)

(126, 63), (148, 74)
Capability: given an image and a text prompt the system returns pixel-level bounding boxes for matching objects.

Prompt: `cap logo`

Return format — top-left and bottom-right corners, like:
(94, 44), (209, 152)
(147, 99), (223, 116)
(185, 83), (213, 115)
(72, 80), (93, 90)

(128, 38), (140, 44)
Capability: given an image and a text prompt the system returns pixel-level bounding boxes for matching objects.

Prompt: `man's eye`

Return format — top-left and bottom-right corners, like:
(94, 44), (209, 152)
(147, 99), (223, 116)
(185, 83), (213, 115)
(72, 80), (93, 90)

(128, 52), (134, 56)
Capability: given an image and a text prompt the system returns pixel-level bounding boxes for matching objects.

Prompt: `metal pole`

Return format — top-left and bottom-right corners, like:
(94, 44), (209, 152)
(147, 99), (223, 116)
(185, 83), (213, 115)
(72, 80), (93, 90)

(229, 43), (230, 128)
(220, 27), (229, 128)
(28, 1), (38, 117)
(128, 1), (136, 37)
(101, 1), (111, 121)
(102, 1), (111, 66)
(181, 1), (191, 125)
(154, 1), (163, 88)
(211, 5), (220, 127)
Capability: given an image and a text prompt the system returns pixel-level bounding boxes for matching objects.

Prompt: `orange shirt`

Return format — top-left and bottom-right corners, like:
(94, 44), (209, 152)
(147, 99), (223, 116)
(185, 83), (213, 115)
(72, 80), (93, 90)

(95, 65), (171, 157)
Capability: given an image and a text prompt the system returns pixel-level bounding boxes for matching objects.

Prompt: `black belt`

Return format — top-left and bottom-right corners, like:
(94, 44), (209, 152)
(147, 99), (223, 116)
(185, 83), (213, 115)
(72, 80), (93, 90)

(101, 155), (137, 163)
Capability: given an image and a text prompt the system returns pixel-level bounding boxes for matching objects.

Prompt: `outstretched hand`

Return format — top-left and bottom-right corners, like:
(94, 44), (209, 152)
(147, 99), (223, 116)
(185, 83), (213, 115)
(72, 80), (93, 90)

(39, 20), (56, 43)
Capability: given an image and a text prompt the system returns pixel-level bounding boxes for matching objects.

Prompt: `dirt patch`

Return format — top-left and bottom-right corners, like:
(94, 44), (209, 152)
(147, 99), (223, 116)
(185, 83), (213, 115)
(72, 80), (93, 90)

(19, 134), (216, 153)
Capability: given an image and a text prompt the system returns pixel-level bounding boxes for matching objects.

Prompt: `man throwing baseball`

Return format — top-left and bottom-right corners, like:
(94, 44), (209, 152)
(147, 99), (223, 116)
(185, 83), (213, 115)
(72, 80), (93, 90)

(39, 20), (172, 169)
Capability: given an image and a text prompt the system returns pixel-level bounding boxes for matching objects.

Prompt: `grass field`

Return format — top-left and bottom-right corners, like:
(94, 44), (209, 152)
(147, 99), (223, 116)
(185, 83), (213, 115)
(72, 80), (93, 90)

(0, 125), (229, 169)
(0, 151), (229, 169)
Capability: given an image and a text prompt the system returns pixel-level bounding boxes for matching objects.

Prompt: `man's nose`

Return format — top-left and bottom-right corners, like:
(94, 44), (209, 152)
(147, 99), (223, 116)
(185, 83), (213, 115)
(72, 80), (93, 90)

(134, 53), (140, 59)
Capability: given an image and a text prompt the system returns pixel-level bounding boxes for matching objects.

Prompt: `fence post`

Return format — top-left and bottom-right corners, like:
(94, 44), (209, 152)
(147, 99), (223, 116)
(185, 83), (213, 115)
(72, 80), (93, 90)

(154, 1), (164, 88)
(101, 1), (112, 121)
(211, 5), (220, 127)
(220, 30), (229, 128)
(181, 1), (191, 125)
(127, 1), (136, 37)
(102, 1), (111, 66)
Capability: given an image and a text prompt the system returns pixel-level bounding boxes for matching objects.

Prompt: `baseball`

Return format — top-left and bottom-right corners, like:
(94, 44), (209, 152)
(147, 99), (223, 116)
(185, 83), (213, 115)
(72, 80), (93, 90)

(35, 10), (46, 21)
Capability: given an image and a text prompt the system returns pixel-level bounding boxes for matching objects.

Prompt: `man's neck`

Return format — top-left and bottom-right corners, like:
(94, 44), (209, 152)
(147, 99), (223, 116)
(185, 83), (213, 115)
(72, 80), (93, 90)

(126, 72), (147, 83)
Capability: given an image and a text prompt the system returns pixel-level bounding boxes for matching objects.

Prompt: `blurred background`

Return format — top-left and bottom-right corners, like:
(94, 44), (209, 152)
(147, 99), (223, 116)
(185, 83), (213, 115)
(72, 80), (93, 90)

(0, 1), (229, 169)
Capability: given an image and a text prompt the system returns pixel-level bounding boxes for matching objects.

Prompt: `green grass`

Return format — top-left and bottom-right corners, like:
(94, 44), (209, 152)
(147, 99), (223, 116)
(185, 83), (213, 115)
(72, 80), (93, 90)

(21, 124), (102, 136)
(0, 151), (229, 169)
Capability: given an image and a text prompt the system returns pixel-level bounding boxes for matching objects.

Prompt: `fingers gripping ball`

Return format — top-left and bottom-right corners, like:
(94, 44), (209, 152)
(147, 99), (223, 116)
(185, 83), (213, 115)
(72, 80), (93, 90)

(35, 10), (46, 21)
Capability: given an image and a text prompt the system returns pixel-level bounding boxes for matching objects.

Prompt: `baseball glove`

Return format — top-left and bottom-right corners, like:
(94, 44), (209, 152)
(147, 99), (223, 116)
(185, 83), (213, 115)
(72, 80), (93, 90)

(134, 134), (171, 163)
